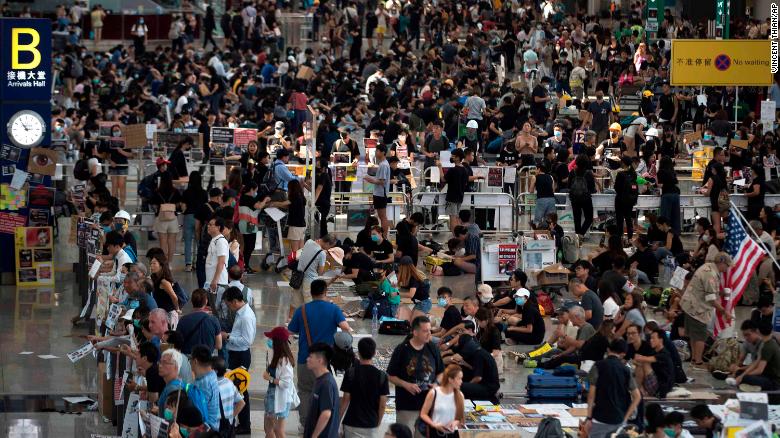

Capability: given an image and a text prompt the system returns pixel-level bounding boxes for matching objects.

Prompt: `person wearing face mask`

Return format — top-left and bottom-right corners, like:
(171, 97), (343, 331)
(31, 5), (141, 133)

(262, 326), (298, 438)
(503, 289), (545, 346)
(660, 411), (693, 438)
(530, 76), (552, 125)
(588, 92), (613, 143)
(130, 17), (148, 56)
(332, 129), (360, 193)
(168, 401), (208, 438)
(369, 225), (395, 264)
(745, 163), (766, 221)
(113, 210), (137, 255)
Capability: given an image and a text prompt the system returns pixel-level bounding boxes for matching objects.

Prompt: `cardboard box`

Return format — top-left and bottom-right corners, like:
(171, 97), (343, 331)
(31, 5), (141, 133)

(97, 362), (114, 419)
(296, 65), (314, 81)
(536, 263), (571, 286)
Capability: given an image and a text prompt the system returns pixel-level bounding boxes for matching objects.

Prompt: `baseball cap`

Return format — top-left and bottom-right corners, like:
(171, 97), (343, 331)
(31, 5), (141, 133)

(155, 157), (171, 167)
(274, 121), (285, 130)
(513, 288), (531, 298)
(642, 90), (654, 97)
(477, 284), (493, 300)
(466, 120), (479, 129)
(603, 299), (620, 319)
(399, 255), (414, 266)
(327, 247), (344, 266)
(264, 326), (290, 342)
(334, 331), (353, 350)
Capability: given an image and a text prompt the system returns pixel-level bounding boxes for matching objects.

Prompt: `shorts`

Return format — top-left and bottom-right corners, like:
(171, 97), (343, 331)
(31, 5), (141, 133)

(643, 372), (659, 397)
(373, 195), (388, 210)
(292, 280), (314, 308)
(413, 298), (432, 313)
(445, 201), (461, 216)
(287, 226), (306, 241)
(264, 387), (291, 419)
(684, 312), (709, 343)
(154, 217), (179, 233)
(389, 303), (399, 317)
(108, 166), (129, 176)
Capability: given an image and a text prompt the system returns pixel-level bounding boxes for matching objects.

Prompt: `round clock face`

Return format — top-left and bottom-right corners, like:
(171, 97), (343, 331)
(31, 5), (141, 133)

(7, 110), (45, 148)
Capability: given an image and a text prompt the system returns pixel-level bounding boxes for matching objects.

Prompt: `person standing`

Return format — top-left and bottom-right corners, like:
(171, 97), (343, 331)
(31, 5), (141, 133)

(90, 5), (105, 44)
(314, 161), (333, 238)
(304, 343), (341, 438)
(176, 288), (222, 355)
(364, 144), (392, 238)
(149, 253), (180, 329)
(205, 216), (230, 300)
(213, 357), (246, 431)
(150, 172), (182, 262)
(288, 280), (352, 431)
(191, 345), (222, 431)
(182, 171), (207, 272)
(583, 339), (642, 438)
(131, 17), (148, 56)
(614, 156), (638, 240)
(656, 156), (680, 234)
(263, 326), (299, 438)
(568, 154), (596, 240)
(202, 6), (218, 50)
(529, 163), (556, 229)
(438, 149), (469, 232)
(221, 286), (256, 435)
(418, 364), (465, 438)
(679, 252), (733, 369)
(339, 338), (390, 438)
(289, 235), (338, 321)
(196, 188), (222, 288)
(387, 316), (444, 434)
(588, 91), (612, 143)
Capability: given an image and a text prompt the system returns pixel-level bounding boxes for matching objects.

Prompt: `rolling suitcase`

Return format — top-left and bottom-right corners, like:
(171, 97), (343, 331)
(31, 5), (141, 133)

(526, 374), (579, 402)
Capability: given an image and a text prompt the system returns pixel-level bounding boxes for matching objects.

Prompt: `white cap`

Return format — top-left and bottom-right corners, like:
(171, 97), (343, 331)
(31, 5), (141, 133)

(114, 210), (131, 221)
(477, 284), (493, 299)
(646, 127), (660, 138)
(466, 120), (479, 129)
(513, 288), (531, 298)
(603, 300), (620, 319)
(274, 121), (284, 130)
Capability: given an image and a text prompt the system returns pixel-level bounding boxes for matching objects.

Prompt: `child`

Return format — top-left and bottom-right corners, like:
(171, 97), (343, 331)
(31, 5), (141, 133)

(376, 263), (401, 317)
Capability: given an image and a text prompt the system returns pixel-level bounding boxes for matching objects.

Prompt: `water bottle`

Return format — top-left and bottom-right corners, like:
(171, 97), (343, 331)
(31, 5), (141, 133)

(371, 304), (379, 337)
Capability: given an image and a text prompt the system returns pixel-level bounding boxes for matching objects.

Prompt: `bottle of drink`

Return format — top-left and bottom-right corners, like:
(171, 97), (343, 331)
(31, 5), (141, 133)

(372, 303), (380, 337)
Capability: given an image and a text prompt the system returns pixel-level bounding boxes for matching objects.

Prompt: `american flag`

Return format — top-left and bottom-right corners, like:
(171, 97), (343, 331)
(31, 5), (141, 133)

(714, 209), (766, 335)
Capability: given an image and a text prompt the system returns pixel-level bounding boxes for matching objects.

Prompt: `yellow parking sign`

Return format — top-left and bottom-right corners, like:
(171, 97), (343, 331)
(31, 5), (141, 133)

(670, 40), (773, 86)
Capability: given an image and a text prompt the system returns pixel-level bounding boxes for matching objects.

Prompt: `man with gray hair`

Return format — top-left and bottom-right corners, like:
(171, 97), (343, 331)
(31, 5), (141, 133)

(115, 270), (158, 310)
(749, 220), (776, 256)
(157, 348), (185, 413)
(538, 305), (596, 369)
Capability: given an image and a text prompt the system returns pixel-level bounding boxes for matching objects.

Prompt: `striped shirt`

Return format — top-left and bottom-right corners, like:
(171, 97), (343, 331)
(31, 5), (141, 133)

(217, 376), (243, 424)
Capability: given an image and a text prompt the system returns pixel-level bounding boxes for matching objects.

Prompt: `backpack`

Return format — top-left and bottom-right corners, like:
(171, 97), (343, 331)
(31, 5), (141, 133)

(535, 417), (569, 438)
(621, 170), (639, 206)
(74, 159), (90, 181)
(707, 337), (741, 373)
(172, 281), (190, 306)
(560, 235), (578, 264)
(179, 382), (212, 428)
(123, 246), (138, 264)
(67, 54), (83, 78)
(259, 161), (281, 197)
(137, 172), (158, 199)
(569, 173), (589, 204)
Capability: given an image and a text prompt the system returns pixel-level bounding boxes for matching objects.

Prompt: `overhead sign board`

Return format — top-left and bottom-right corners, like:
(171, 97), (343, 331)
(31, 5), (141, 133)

(670, 40), (772, 86)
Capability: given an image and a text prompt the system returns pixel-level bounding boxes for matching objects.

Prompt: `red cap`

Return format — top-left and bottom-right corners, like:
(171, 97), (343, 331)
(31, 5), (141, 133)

(156, 157), (171, 167)
(264, 326), (290, 342)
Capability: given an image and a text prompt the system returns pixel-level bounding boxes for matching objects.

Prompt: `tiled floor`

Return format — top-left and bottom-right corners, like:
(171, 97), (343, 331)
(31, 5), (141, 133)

(0, 218), (744, 437)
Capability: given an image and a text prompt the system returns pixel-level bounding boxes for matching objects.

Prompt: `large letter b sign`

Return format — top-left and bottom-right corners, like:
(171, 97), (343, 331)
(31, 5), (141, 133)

(12, 28), (41, 69)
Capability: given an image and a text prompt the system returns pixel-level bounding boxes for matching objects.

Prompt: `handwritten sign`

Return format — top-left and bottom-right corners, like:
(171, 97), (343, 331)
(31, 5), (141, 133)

(105, 304), (122, 330)
(669, 266), (689, 290)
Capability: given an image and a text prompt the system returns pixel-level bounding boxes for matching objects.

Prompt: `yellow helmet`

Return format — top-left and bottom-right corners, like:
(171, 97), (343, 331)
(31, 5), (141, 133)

(225, 367), (251, 394)
(609, 122), (622, 131)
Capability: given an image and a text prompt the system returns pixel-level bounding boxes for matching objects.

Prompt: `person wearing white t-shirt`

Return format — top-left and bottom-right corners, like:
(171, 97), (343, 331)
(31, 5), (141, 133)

(205, 216), (230, 294)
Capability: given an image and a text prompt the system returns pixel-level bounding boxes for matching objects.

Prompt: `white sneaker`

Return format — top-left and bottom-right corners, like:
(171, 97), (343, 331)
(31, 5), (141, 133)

(739, 383), (761, 392)
(725, 377), (737, 386)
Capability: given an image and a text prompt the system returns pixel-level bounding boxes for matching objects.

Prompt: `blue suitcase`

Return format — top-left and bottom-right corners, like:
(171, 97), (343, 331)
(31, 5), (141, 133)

(526, 374), (579, 402)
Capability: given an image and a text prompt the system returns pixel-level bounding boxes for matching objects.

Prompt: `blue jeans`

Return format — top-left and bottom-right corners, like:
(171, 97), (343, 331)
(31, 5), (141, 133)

(182, 214), (196, 265)
(534, 197), (557, 226)
(487, 136), (504, 154)
(660, 193), (681, 234)
(655, 247), (673, 261)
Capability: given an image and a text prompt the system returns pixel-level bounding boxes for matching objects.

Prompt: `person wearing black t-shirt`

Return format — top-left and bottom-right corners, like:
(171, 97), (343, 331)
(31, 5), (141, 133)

(314, 162), (333, 237)
(504, 290), (545, 345)
(454, 332), (500, 404)
(433, 288), (462, 338)
(387, 316), (444, 434)
(656, 156), (681, 234)
(701, 147), (728, 235)
(530, 77), (551, 125)
(440, 148), (470, 232)
(395, 212), (431, 267)
(334, 247), (376, 285)
(340, 338), (390, 436)
(368, 226), (394, 264)
(356, 216), (379, 256)
(168, 137), (194, 182)
(132, 342), (167, 400)
(634, 329), (675, 398)
(655, 216), (683, 259)
(628, 234), (659, 283)
(625, 325), (654, 362)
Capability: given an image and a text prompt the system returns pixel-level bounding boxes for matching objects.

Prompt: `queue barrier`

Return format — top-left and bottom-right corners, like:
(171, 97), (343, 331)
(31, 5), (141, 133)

(513, 192), (780, 234)
(413, 191), (517, 234)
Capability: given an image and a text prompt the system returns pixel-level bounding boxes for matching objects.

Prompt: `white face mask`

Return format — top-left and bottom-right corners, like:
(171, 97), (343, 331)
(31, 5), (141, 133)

(228, 122), (237, 129)
(388, 273), (398, 286)
(479, 296), (492, 304)
(702, 234), (710, 243)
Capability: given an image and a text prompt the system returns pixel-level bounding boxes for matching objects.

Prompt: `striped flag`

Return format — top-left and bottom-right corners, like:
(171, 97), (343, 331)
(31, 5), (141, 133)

(714, 209), (766, 335)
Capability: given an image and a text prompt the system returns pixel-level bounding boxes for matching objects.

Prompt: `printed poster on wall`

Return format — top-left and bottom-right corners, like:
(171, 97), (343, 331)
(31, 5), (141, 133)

(15, 226), (54, 286)
(210, 127), (258, 163)
(498, 244), (517, 275)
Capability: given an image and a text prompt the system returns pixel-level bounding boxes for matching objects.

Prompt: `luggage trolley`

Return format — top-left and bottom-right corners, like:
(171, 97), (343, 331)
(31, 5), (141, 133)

(259, 208), (288, 273)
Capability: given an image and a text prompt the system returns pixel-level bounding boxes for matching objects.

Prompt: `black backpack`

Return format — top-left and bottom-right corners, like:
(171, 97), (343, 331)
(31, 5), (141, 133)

(569, 172), (589, 204)
(621, 170), (639, 206)
(259, 161), (280, 197)
(73, 159), (90, 181)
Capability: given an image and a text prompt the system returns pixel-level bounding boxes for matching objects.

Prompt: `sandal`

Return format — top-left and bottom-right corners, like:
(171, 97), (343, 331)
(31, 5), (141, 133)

(184, 264), (192, 272)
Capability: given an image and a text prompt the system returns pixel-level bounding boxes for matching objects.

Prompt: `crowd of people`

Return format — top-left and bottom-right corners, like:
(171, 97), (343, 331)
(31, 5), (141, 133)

(21, 0), (780, 436)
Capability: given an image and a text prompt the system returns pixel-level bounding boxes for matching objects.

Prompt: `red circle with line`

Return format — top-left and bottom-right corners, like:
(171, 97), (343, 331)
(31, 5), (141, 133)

(714, 54), (731, 71)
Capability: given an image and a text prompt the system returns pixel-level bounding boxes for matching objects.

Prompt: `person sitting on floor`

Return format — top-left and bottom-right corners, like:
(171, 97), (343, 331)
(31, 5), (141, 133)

(499, 289), (545, 346)
(662, 411), (694, 438)
(690, 404), (723, 438)
(431, 287), (463, 339)
(733, 320), (780, 392)
(449, 322), (501, 404)
(721, 320), (763, 383)
(537, 305), (595, 369)
(632, 328), (675, 399)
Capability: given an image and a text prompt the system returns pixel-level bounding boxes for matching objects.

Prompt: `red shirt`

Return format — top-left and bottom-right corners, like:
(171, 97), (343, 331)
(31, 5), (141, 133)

(289, 92), (308, 111)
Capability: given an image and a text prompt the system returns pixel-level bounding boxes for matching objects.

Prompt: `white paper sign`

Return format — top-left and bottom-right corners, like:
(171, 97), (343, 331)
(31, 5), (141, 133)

(105, 304), (122, 330)
(121, 392), (140, 438)
(10, 170), (27, 190)
(669, 266), (689, 290)
(761, 100), (776, 122)
(429, 167), (441, 183)
(264, 207), (287, 222)
(67, 342), (95, 363)
(214, 165), (227, 182)
(440, 150), (453, 167)
(88, 259), (103, 278)
(503, 166), (517, 184)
